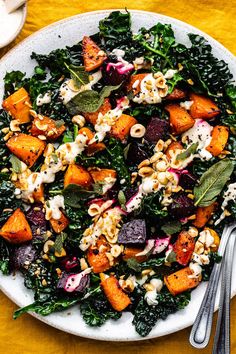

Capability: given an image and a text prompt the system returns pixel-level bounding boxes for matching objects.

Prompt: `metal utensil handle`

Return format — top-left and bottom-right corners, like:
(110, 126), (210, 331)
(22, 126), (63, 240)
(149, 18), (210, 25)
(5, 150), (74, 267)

(189, 224), (236, 349)
(212, 232), (236, 354)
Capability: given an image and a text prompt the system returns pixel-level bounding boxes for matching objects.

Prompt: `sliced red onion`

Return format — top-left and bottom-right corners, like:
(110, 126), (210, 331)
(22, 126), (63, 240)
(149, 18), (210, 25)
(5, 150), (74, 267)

(136, 239), (155, 256)
(63, 268), (92, 293)
(152, 237), (170, 254)
(106, 61), (134, 74)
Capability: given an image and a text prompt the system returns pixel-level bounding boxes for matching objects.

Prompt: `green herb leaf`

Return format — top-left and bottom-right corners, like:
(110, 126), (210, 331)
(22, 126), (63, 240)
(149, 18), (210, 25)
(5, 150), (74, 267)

(66, 84), (121, 114)
(10, 155), (22, 173)
(54, 232), (67, 254)
(118, 190), (126, 210)
(64, 62), (89, 88)
(54, 119), (65, 128)
(62, 184), (101, 208)
(176, 142), (198, 161)
(161, 221), (181, 235)
(126, 258), (142, 272)
(165, 250), (177, 263)
(62, 130), (74, 143)
(194, 158), (234, 207)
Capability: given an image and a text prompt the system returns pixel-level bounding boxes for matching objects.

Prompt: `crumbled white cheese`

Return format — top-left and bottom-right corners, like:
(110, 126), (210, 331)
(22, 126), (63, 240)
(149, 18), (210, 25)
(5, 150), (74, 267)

(45, 195), (65, 220)
(36, 92), (52, 106)
(111, 48), (125, 58)
(188, 262), (202, 279)
(145, 290), (159, 306)
(180, 100), (193, 110)
(164, 69), (178, 79)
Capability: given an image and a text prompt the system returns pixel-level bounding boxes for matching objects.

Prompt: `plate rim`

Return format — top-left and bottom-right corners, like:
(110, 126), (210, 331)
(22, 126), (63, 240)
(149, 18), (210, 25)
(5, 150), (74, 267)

(0, 8), (236, 342)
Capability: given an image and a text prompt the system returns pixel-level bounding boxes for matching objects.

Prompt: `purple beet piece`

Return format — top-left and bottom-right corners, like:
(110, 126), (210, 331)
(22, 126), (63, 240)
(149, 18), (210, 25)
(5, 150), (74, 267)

(26, 204), (47, 238)
(144, 117), (169, 144)
(102, 59), (132, 87)
(57, 271), (90, 293)
(124, 186), (139, 202)
(168, 193), (196, 219)
(118, 219), (146, 244)
(126, 142), (149, 166)
(179, 171), (197, 189)
(13, 244), (36, 270)
(61, 257), (80, 272)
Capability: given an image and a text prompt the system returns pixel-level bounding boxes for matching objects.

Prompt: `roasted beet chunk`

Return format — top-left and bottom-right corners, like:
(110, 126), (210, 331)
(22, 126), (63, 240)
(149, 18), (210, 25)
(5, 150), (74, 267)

(179, 171), (197, 189)
(13, 244), (36, 270)
(102, 61), (131, 87)
(126, 142), (149, 166)
(118, 219), (146, 244)
(168, 193), (196, 219)
(57, 272), (90, 293)
(26, 204), (47, 238)
(144, 117), (169, 144)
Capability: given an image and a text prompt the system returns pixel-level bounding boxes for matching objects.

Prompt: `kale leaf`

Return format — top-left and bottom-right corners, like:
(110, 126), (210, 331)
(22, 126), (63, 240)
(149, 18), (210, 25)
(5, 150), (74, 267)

(107, 138), (131, 185)
(0, 239), (11, 275)
(14, 296), (79, 319)
(132, 290), (190, 337)
(80, 287), (121, 326)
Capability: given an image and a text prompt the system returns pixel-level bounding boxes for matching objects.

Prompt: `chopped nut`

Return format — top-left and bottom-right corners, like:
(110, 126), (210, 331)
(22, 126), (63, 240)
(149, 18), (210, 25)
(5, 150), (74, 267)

(1, 127), (9, 134)
(42, 279), (47, 286)
(187, 79), (194, 85)
(141, 269), (152, 276)
(72, 115), (86, 127)
(43, 240), (55, 254)
(3, 131), (13, 141)
(35, 120), (48, 131)
(138, 166), (154, 178)
(80, 258), (89, 270)
(38, 134), (47, 140)
(143, 283), (155, 292)
(138, 159), (150, 169)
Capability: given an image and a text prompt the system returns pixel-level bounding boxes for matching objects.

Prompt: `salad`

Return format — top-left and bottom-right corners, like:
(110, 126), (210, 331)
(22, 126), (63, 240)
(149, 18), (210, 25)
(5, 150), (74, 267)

(0, 10), (236, 337)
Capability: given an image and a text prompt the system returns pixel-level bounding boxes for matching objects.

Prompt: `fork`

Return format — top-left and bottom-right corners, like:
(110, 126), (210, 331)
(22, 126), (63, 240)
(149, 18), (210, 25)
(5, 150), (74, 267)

(189, 223), (236, 349)
(212, 230), (236, 354)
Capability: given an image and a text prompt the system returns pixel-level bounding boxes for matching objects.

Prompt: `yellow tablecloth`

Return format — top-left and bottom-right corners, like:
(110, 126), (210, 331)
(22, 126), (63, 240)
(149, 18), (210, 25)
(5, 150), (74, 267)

(0, 1), (236, 353)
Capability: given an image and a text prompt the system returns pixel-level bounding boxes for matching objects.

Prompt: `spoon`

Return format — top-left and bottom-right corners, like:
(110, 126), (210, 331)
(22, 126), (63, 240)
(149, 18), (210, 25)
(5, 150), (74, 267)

(189, 223), (236, 349)
(212, 230), (236, 354)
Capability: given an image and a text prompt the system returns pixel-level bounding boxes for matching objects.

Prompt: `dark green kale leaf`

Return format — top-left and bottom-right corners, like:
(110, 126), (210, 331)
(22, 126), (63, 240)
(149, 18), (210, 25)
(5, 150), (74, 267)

(99, 11), (143, 61)
(0, 239), (11, 275)
(138, 192), (168, 219)
(0, 109), (11, 166)
(132, 290), (190, 337)
(4, 71), (26, 96)
(201, 252), (222, 281)
(0, 180), (21, 226)
(13, 296), (79, 319)
(80, 287), (121, 327)
(107, 138), (131, 185)
(175, 34), (233, 95)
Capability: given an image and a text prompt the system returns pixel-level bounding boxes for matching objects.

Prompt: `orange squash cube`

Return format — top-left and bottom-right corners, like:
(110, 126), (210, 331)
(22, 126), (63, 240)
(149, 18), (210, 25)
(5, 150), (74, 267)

(0, 208), (32, 244)
(64, 164), (92, 188)
(82, 36), (106, 72)
(2, 87), (31, 123)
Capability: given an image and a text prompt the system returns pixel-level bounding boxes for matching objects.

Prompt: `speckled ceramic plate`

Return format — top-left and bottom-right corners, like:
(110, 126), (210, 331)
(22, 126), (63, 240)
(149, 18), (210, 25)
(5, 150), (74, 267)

(0, 9), (236, 341)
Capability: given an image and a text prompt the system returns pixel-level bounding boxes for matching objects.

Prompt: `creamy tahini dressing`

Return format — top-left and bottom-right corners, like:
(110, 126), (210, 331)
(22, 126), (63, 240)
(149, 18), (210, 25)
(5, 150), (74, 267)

(59, 70), (102, 104)
(45, 195), (65, 220)
(182, 119), (213, 162)
(36, 92), (52, 106)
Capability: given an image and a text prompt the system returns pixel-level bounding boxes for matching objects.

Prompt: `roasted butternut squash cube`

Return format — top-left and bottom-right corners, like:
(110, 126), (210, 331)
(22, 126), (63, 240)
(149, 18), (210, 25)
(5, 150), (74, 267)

(64, 164), (92, 188)
(87, 236), (111, 273)
(110, 114), (137, 141)
(6, 133), (46, 167)
(49, 212), (69, 234)
(101, 275), (131, 311)
(122, 247), (147, 262)
(165, 104), (195, 134)
(2, 87), (31, 123)
(165, 88), (187, 101)
(78, 127), (106, 156)
(193, 202), (217, 228)
(189, 93), (220, 119)
(0, 208), (32, 244)
(82, 36), (106, 72)
(164, 267), (201, 296)
(31, 116), (66, 141)
(90, 168), (117, 183)
(173, 231), (195, 266)
(206, 125), (229, 156)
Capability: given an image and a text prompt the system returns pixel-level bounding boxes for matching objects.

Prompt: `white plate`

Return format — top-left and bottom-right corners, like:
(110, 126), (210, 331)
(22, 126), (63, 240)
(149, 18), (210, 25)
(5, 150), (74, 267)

(0, 1), (27, 48)
(0, 9), (236, 341)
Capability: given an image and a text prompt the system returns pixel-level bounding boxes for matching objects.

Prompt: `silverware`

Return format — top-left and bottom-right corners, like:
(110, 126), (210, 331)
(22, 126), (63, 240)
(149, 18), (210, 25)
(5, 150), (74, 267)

(189, 223), (236, 349)
(212, 231), (236, 354)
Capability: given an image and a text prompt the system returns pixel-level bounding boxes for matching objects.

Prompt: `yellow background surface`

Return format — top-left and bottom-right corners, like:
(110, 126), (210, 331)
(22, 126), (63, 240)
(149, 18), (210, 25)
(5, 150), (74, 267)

(0, 0), (236, 353)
